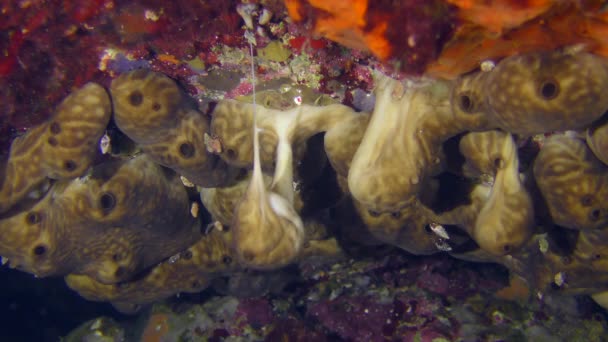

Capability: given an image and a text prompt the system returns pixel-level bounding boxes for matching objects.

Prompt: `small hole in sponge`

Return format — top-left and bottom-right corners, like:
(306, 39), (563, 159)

(25, 212), (41, 225)
(112, 253), (123, 261)
(493, 157), (504, 169)
(191, 280), (202, 288)
(225, 148), (237, 160)
(581, 194), (594, 207)
(128, 90), (143, 106)
(47, 137), (58, 146)
(390, 211), (401, 219)
(114, 266), (125, 278)
(424, 225), (433, 234)
(183, 250), (193, 260)
(538, 78), (560, 100)
(368, 209), (381, 217)
(33, 245), (47, 256)
(502, 244), (512, 253)
(222, 255), (232, 264)
(99, 192), (116, 211)
(49, 122), (61, 134)
(589, 209), (601, 222)
(152, 103), (161, 111)
(64, 160), (77, 171)
(179, 142), (195, 158)
(458, 93), (475, 113)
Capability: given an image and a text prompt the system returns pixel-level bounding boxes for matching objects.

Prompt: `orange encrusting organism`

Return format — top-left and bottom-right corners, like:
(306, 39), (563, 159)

(284, 0), (304, 21)
(446, 0), (556, 35)
(285, 0), (393, 60)
(428, 2), (608, 79)
(581, 10), (608, 57)
(140, 313), (170, 342)
(284, 0), (608, 79)
(495, 275), (531, 302)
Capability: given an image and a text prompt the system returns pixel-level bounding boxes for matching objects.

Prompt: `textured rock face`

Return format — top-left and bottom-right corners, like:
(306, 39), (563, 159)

(3, 48), (608, 313)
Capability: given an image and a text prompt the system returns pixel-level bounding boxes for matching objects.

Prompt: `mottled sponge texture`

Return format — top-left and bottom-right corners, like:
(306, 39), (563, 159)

(110, 69), (241, 188)
(3, 48), (608, 312)
(0, 83), (111, 213)
(0, 155), (199, 283)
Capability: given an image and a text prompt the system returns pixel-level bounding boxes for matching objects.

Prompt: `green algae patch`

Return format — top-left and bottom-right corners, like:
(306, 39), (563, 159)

(258, 41), (292, 63)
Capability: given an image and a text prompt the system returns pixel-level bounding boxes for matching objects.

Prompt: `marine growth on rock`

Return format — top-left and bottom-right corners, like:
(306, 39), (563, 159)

(3, 4), (608, 335)
(3, 46), (608, 314)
